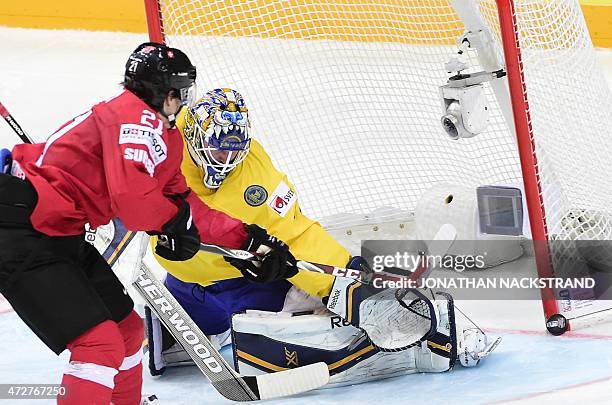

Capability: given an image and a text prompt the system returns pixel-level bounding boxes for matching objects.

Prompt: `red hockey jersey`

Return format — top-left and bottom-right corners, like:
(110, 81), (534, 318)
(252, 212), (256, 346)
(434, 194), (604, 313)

(12, 90), (246, 247)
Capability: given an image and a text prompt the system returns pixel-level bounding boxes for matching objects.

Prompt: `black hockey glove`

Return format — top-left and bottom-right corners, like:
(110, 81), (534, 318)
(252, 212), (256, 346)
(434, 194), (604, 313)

(226, 224), (298, 283)
(155, 200), (200, 261)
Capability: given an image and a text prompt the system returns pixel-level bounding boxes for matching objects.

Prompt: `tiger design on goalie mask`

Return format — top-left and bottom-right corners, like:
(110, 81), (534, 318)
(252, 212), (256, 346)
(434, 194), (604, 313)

(184, 88), (251, 189)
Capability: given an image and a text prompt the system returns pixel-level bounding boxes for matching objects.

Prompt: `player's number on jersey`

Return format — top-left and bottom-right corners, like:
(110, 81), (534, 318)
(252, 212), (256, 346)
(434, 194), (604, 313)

(140, 110), (163, 132)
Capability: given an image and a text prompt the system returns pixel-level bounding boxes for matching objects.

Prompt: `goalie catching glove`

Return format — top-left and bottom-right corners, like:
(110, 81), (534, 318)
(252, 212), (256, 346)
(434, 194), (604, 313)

(226, 224), (298, 283)
(325, 257), (438, 351)
(153, 199), (200, 261)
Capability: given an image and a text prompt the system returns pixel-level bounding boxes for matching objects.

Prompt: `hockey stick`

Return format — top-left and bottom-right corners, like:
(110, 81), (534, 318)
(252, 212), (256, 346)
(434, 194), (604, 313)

(201, 242), (397, 285)
(134, 262), (329, 401)
(199, 223), (458, 287)
(0, 101), (33, 144)
(1, 102), (330, 401)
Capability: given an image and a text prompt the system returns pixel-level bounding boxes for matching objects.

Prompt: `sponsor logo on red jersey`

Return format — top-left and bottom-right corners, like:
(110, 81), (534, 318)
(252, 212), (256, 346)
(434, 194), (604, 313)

(124, 147), (156, 176)
(119, 123), (168, 165)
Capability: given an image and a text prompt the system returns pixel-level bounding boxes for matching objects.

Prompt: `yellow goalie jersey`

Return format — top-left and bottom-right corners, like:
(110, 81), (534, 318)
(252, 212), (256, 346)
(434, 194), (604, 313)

(153, 126), (349, 298)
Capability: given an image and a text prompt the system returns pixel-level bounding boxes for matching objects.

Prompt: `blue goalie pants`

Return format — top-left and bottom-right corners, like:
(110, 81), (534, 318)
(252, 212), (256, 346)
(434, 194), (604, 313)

(164, 272), (293, 336)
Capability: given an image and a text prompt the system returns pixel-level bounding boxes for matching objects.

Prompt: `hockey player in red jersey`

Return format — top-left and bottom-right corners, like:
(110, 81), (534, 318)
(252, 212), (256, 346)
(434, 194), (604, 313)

(0, 43), (295, 405)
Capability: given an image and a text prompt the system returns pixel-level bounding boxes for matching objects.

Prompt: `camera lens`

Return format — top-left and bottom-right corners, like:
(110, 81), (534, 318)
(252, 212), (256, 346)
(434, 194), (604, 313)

(441, 114), (459, 140)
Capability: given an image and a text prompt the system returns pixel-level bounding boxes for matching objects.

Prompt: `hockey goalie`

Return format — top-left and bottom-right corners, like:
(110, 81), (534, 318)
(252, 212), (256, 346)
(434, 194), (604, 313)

(145, 88), (498, 387)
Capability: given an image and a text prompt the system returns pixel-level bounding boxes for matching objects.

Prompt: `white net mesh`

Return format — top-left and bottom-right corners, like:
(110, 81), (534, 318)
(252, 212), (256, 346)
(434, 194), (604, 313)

(153, 0), (612, 247)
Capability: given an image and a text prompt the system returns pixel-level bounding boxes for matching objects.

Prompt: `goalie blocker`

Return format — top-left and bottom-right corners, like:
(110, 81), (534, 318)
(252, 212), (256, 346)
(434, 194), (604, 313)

(146, 291), (497, 385)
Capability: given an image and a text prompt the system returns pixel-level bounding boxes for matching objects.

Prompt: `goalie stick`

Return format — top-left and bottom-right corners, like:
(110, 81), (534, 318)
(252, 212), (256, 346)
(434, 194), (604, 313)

(200, 242), (413, 285)
(0, 101), (329, 401)
(199, 223), (458, 287)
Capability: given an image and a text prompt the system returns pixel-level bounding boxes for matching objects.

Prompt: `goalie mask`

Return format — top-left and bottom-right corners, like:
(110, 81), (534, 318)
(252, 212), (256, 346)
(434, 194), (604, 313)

(184, 88), (251, 189)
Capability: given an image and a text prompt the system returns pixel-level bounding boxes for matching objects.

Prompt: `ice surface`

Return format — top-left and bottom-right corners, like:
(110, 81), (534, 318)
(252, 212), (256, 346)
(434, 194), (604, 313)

(2, 309), (612, 404)
(1, 27), (612, 404)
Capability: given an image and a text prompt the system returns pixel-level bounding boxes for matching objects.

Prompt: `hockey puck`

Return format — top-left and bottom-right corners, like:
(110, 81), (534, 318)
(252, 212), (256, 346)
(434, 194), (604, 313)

(546, 314), (569, 336)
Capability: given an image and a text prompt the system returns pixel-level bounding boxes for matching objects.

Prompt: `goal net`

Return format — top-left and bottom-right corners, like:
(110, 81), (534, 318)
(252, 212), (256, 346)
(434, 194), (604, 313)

(145, 0), (612, 332)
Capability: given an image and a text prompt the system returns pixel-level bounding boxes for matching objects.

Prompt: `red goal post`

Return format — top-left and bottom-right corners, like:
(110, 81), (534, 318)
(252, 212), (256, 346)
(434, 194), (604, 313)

(493, 0), (558, 327)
